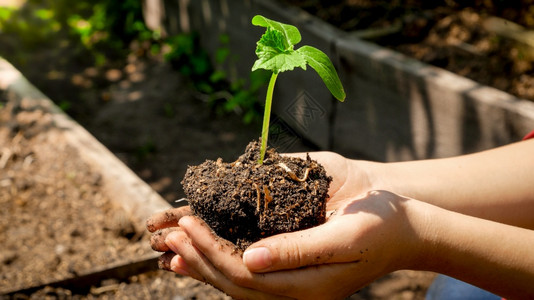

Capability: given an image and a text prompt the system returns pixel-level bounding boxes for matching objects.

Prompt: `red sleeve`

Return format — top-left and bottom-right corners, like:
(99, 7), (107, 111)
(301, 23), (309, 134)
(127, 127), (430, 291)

(524, 129), (534, 140)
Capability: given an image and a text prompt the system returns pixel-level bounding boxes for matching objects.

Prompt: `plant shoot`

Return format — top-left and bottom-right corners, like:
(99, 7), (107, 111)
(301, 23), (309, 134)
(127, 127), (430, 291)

(251, 15), (346, 164)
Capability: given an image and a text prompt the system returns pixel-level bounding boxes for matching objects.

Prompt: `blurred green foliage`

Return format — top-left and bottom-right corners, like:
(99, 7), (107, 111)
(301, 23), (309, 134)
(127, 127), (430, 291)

(164, 33), (268, 124)
(0, 0), (266, 123)
(0, 0), (152, 66)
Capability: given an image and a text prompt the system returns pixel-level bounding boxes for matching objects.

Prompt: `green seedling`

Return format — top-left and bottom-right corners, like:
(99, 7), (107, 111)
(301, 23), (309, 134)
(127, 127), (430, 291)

(251, 15), (346, 164)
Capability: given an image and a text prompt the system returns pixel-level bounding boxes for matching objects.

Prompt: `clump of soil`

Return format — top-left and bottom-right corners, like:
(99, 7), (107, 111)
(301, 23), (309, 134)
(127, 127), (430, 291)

(182, 140), (332, 249)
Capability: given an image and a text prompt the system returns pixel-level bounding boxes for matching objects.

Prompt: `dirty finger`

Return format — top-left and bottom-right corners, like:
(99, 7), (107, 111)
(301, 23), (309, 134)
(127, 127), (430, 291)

(151, 227), (182, 252)
(146, 206), (192, 232)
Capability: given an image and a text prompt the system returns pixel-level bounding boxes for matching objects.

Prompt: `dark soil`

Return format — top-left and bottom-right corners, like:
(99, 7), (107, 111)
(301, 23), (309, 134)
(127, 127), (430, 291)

(286, 0), (534, 102)
(183, 140), (331, 249)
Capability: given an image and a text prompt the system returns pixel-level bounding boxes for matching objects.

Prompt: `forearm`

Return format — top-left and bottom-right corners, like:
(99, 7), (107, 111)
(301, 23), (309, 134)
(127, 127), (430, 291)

(364, 139), (534, 228)
(411, 200), (534, 299)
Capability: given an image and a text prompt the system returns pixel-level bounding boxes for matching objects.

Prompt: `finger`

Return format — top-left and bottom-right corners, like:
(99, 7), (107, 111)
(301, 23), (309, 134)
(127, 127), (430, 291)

(243, 218), (364, 273)
(178, 216), (365, 299)
(150, 227), (181, 252)
(169, 253), (192, 276)
(178, 215), (295, 295)
(158, 252), (176, 271)
(250, 261), (365, 299)
(146, 206), (192, 232)
(166, 228), (291, 300)
(161, 231), (208, 281)
(178, 216), (247, 273)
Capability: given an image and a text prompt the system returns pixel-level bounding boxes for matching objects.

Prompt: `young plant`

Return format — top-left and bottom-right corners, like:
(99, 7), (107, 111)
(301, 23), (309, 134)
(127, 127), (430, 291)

(251, 15), (346, 164)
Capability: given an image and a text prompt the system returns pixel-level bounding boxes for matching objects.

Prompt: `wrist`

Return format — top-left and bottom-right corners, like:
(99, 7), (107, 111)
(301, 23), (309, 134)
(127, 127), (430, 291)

(360, 160), (425, 200)
(353, 160), (392, 193)
(386, 197), (437, 271)
(394, 198), (439, 271)
(353, 192), (435, 273)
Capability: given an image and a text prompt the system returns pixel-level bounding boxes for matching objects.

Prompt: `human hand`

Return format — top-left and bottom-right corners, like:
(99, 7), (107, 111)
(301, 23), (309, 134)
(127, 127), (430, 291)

(165, 190), (425, 299)
(147, 151), (366, 252)
(146, 152), (354, 261)
(147, 152), (421, 299)
(146, 205), (192, 269)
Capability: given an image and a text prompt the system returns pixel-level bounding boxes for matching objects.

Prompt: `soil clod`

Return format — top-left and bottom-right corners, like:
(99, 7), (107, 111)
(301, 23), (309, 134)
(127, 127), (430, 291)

(181, 139), (332, 249)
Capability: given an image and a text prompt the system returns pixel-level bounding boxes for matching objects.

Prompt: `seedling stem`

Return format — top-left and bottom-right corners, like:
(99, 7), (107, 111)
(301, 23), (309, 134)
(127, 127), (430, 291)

(259, 72), (278, 164)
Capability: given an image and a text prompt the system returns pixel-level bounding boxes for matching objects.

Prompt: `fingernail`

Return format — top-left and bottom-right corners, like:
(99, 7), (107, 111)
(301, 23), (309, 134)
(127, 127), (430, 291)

(243, 247), (272, 271)
(170, 255), (190, 276)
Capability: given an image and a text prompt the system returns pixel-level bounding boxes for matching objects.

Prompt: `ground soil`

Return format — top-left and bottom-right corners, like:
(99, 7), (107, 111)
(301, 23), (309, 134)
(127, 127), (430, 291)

(183, 140), (331, 249)
(287, 0), (534, 102)
(18, 271), (232, 300)
(0, 101), (148, 291)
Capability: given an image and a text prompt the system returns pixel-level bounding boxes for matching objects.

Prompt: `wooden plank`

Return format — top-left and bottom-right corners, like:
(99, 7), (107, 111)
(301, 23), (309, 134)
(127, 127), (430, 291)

(1, 253), (161, 296)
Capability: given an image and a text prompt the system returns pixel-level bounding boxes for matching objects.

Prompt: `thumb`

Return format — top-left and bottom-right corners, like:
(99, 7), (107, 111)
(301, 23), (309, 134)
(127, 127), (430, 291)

(243, 220), (358, 273)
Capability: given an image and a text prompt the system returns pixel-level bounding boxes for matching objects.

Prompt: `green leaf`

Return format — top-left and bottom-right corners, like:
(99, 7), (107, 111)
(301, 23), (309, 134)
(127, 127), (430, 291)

(252, 15), (301, 48)
(256, 27), (286, 53)
(296, 45), (346, 101)
(215, 47), (230, 64)
(252, 28), (307, 73)
(252, 51), (307, 73)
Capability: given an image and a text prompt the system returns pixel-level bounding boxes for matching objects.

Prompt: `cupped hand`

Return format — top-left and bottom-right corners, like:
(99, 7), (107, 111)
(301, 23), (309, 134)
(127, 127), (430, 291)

(147, 152), (425, 299)
(147, 151), (363, 254)
(166, 190), (424, 299)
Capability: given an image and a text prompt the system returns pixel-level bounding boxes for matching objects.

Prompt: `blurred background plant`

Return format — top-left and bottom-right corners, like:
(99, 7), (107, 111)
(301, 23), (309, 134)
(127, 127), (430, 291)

(164, 32), (268, 124)
(0, 0), (265, 123)
(0, 0), (152, 65)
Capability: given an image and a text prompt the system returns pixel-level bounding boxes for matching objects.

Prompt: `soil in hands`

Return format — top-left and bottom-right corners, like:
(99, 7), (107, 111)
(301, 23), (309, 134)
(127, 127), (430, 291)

(182, 140), (332, 250)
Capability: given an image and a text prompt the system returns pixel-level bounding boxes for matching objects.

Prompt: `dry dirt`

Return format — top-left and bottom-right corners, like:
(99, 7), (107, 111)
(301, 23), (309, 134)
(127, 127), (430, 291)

(0, 101), (148, 291)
